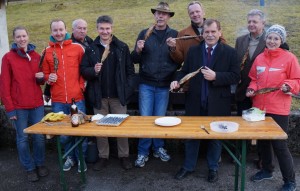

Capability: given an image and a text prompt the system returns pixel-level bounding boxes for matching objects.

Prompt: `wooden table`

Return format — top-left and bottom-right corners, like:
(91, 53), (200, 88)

(24, 116), (287, 191)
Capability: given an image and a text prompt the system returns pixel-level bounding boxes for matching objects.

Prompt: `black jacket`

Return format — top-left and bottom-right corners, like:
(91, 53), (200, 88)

(177, 41), (240, 116)
(131, 26), (179, 87)
(80, 35), (136, 109)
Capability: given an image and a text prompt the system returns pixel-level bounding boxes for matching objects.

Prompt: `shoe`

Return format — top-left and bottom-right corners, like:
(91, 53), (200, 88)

(36, 166), (49, 177)
(93, 158), (108, 171)
(135, 155), (149, 168)
(27, 170), (39, 182)
(120, 157), (133, 170)
(281, 182), (296, 191)
(208, 170), (218, 183)
(174, 168), (192, 180)
(153, 148), (171, 162)
(78, 160), (87, 173)
(251, 170), (273, 182)
(63, 156), (75, 171)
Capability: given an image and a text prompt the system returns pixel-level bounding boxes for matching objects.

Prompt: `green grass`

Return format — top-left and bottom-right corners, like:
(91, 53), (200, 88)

(5, 0), (300, 110)
(6, 0), (300, 56)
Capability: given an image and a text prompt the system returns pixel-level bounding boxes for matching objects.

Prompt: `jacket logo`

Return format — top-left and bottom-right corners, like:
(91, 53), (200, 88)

(256, 66), (266, 75)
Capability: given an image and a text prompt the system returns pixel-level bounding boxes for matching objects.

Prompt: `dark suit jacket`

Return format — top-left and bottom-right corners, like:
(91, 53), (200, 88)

(235, 32), (266, 101)
(177, 41), (240, 116)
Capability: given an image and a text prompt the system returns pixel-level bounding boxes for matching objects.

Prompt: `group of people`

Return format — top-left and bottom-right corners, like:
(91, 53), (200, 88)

(0, 1), (299, 191)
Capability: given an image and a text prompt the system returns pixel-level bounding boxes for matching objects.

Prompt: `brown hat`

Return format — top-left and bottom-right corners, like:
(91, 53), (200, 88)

(151, 2), (175, 17)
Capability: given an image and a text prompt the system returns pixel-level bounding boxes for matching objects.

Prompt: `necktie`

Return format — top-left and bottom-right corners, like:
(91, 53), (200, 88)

(207, 47), (212, 64)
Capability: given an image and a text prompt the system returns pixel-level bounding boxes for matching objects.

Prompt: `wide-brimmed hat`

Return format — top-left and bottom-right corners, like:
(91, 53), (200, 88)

(151, 2), (175, 17)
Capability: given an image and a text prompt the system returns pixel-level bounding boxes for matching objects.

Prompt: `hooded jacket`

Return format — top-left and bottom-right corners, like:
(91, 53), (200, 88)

(42, 34), (85, 103)
(0, 43), (43, 117)
(248, 48), (300, 115)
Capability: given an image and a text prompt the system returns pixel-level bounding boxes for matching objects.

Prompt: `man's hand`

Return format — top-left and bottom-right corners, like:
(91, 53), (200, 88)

(166, 37), (176, 50)
(170, 81), (180, 91)
(135, 40), (145, 54)
(201, 66), (216, 81)
(94, 62), (103, 74)
(48, 73), (57, 83)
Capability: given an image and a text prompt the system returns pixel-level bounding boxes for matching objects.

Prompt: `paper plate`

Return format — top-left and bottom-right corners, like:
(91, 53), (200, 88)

(91, 114), (104, 121)
(210, 121), (239, 133)
(155, 117), (181, 127)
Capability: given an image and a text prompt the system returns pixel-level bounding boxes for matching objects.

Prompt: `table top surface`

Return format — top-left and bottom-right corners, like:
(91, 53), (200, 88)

(24, 116), (287, 140)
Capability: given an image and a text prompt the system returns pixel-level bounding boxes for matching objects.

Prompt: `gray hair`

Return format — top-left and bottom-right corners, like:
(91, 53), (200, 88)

(247, 9), (265, 22)
(72, 19), (87, 29)
(187, 1), (203, 11)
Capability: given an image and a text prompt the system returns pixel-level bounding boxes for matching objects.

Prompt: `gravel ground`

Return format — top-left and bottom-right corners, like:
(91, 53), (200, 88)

(0, 145), (299, 191)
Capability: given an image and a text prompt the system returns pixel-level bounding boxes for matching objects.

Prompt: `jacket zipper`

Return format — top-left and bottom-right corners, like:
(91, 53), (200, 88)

(60, 44), (68, 103)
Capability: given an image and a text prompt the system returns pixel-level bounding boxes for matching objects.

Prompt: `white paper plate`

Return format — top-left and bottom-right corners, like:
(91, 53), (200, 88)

(210, 121), (239, 133)
(155, 117), (181, 127)
(91, 114), (104, 121)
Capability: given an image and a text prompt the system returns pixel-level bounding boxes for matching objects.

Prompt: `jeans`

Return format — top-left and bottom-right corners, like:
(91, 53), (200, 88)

(10, 106), (45, 171)
(52, 100), (88, 160)
(183, 139), (222, 171)
(137, 84), (169, 155)
(236, 97), (252, 116)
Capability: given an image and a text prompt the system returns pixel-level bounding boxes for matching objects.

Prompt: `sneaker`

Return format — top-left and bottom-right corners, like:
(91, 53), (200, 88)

(251, 170), (273, 182)
(135, 155), (149, 168)
(63, 156), (75, 171)
(153, 148), (171, 162)
(208, 169), (218, 183)
(281, 182), (296, 191)
(78, 160), (87, 173)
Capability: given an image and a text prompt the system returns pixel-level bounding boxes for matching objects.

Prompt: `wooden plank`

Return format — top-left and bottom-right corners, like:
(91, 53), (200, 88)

(24, 116), (287, 140)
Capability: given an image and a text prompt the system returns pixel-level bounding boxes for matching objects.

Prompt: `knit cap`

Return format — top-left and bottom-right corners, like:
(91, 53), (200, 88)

(266, 24), (286, 44)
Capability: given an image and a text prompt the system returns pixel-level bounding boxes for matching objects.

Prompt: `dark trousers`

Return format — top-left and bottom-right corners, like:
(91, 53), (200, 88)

(236, 97), (252, 116)
(260, 114), (295, 183)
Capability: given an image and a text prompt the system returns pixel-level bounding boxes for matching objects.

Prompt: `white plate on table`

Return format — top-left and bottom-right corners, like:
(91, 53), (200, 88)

(210, 121), (239, 133)
(155, 117), (181, 127)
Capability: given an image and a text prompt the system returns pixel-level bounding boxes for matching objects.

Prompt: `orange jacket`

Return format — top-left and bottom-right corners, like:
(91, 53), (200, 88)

(42, 39), (85, 103)
(248, 48), (300, 115)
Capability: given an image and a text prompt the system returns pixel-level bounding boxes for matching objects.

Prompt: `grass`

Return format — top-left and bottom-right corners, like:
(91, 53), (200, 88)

(5, 0), (300, 55)
(5, 0), (300, 110)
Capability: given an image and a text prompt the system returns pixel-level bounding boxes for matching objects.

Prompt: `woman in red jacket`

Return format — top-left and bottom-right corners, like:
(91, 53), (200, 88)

(0, 26), (48, 182)
(246, 24), (299, 191)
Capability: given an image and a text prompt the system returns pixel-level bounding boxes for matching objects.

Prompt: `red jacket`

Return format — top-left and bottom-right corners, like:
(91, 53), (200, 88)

(0, 44), (43, 114)
(248, 48), (300, 115)
(42, 39), (85, 103)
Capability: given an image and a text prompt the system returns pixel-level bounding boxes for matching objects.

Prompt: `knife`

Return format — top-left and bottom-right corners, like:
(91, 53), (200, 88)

(200, 125), (210, 134)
